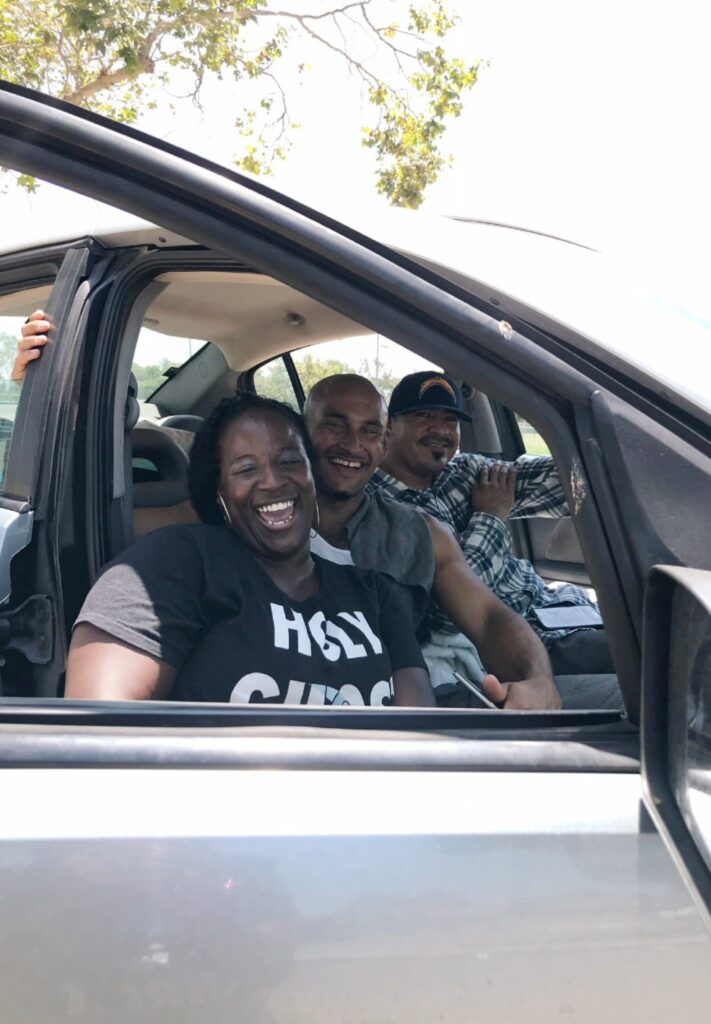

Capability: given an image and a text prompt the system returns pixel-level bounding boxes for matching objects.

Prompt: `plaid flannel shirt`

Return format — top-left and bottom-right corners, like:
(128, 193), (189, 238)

(369, 453), (597, 646)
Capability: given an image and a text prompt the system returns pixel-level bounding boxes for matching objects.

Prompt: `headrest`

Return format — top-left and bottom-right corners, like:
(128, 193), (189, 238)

(159, 414), (204, 433)
(132, 425), (190, 509)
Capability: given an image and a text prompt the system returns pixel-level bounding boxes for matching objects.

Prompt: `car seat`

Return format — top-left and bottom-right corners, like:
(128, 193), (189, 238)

(159, 414), (204, 433)
(131, 424), (199, 538)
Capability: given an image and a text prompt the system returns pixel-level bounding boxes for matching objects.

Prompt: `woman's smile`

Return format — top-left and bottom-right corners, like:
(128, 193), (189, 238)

(254, 497), (297, 529)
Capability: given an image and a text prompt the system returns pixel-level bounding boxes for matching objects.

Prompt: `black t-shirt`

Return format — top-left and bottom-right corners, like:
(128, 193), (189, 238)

(75, 524), (425, 705)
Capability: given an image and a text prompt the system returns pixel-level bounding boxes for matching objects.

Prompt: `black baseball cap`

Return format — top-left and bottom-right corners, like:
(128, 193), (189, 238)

(388, 371), (472, 422)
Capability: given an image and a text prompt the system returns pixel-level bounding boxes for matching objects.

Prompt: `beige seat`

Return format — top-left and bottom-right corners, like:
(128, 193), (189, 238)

(131, 424), (199, 539)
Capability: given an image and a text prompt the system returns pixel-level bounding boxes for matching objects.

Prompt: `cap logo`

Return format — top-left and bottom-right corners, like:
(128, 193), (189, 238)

(418, 376), (455, 400)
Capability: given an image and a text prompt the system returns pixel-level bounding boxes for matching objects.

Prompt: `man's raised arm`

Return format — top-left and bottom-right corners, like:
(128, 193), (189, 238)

(426, 514), (561, 710)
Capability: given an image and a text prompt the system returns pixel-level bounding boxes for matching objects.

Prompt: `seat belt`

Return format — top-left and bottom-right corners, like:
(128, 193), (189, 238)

(122, 373), (140, 544)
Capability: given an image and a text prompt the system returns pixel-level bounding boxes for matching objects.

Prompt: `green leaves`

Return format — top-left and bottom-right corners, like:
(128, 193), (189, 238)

(363, 10), (480, 208)
(2, 0), (481, 206)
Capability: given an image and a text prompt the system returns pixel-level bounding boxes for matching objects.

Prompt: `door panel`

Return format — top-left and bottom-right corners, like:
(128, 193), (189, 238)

(465, 395), (593, 585)
(642, 566), (711, 921)
(510, 502), (592, 587)
(0, 243), (108, 696)
(2, 767), (711, 1023)
(3, 247), (93, 501)
(527, 517), (590, 583)
(510, 409), (592, 584)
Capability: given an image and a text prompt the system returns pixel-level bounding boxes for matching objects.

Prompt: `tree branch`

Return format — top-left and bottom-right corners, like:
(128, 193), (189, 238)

(256, 2), (373, 24)
(361, 7), (421, 60)
(255, 3), (422, 92)
(62, 59), (146, 103)
(255, 9), (381, 90)
(262, 71), (290, 144)
(59, 25), (166, 103)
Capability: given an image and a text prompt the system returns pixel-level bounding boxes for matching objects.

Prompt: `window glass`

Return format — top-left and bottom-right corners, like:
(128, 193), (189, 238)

(253, 337), (440, 408)
(290, 335), (439, 401)
(253, 357), (300, 408)
(0, 315), (23, 486)
(0, 285), (53, 487)
(0, 316), (24, 405)
(515, 414), (551, 456)
(132, 325), (208, 403)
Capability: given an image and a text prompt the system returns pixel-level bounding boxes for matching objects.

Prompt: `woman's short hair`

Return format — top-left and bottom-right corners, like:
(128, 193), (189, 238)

(188, 393), (312, 524)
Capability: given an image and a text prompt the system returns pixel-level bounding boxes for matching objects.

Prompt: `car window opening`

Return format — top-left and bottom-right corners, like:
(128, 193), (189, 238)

(0, 265), (625, 717)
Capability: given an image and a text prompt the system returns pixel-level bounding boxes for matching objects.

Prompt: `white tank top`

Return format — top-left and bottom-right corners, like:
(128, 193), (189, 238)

(309, 532), (355, 566)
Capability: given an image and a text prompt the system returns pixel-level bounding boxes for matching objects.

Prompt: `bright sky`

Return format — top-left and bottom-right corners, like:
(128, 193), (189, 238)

(2, 0), (709, 354)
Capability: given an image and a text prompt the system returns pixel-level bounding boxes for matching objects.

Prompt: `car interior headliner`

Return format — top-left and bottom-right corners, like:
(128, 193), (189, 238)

(1, 271), (369, 371)
(148, 271), (367, 369)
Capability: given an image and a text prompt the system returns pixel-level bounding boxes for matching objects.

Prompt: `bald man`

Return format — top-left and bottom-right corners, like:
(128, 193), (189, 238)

(302, 375), (559, 709)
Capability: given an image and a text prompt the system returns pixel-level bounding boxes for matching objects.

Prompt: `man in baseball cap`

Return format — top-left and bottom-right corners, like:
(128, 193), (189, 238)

(388, 371), (473, 421)
(384, 371), (472, 485)
(374, 370), (617, 690)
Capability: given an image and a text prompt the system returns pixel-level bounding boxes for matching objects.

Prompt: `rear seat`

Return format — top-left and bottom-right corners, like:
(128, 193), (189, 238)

(131, 421), (200, 538)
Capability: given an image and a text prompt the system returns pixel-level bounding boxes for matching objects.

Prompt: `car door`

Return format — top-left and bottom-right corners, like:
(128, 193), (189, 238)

(5, 77), (709, 713)
(0, 238), (120, 696)
(642, 565), (711, 918)
(2, 80), (711, 1023)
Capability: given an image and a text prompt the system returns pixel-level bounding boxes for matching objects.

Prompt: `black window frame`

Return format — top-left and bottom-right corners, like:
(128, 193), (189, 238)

(247, 351), (306, 409)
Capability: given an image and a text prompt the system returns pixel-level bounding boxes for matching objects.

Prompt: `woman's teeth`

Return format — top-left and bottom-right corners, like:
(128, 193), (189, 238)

(256, 499), (296, 526)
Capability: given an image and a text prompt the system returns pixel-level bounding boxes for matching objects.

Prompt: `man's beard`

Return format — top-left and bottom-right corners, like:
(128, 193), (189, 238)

(313, 466), (362, 502)
(317, 482), (358, 502)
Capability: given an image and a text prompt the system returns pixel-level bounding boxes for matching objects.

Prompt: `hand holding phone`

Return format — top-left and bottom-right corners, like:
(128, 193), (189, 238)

(453, 671), (499, 709)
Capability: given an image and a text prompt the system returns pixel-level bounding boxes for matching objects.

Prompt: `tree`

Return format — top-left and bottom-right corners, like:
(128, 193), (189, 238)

(0, 331), (17, 378)
(292, 352), (360, 394)
(0, 0), (480, 207)
(253, 357), (301, 406)
(131, 357), (174, 400)
(255, 350), (403, 406)
(255, 351), (357, 406)
(358, 356), (398, 399)
(0, 333), (21, 433)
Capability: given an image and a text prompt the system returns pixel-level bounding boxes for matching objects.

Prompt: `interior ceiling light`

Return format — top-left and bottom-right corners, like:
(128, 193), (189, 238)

(285, 312), (305, 327)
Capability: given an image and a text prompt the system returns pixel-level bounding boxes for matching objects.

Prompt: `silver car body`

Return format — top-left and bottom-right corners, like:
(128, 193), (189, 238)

(0, 82), (710, 1022)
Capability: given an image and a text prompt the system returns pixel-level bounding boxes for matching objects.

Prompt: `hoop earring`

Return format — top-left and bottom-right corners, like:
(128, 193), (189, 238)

(310, 500), (320, 538)
(217, 492), (232, 527)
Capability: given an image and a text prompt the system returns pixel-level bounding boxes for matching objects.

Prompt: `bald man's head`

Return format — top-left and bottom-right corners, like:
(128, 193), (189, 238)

(304, 374), (389, 501)
(303, 374), (388, 427)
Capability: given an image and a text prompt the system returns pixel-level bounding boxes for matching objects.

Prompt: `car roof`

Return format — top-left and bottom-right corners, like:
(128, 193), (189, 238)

(349, 208), (711, 423)
(0, 199), (193, 255)
(3, 192), (709, 423)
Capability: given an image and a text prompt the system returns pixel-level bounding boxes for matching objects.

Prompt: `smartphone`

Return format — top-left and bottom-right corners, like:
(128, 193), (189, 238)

(532, 605), (604, 630)
(452, 671), (499, 709)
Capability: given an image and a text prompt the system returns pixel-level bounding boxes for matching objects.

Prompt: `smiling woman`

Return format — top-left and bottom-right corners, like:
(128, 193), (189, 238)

(65, 393), (435, 707)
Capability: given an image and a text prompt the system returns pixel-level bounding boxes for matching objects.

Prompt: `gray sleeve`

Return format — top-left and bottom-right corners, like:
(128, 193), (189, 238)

(375, 572), (427, 672)
(74, 527), (208, 670)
